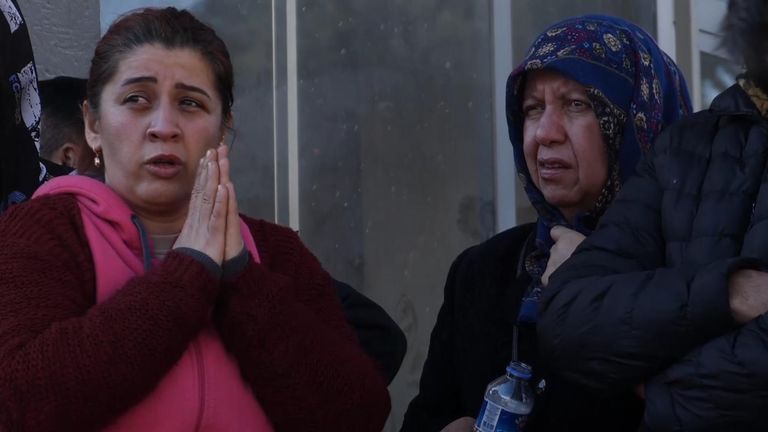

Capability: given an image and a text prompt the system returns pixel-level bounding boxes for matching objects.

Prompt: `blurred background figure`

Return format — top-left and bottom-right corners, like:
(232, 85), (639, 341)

(38, 76), (97, 177)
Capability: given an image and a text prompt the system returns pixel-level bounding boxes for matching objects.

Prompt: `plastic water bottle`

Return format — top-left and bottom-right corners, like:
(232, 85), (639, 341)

(473, 361), (534, 432)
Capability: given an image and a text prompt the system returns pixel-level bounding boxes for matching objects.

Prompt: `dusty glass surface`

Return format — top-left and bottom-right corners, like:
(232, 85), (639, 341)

(294, 1), (495, 428)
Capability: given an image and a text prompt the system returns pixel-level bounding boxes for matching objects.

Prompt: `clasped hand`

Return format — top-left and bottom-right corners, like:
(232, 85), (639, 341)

(728, 269), (768, 324)
(173, 145), (244, 266)
(541, 225), (586, 287)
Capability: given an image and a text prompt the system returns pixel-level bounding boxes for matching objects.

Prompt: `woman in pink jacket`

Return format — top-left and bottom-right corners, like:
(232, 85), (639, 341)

(0, 7), (390, 431)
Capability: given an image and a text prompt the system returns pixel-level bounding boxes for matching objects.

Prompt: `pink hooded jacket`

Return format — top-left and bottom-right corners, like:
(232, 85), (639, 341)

(34, 176), (273, 431)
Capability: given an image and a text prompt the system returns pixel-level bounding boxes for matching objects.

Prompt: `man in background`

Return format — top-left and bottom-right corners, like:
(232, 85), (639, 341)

(38, 76), (95, 178)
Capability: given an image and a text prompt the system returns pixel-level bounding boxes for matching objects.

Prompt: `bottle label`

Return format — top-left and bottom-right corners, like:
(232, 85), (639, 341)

(473, 399), (527, 432)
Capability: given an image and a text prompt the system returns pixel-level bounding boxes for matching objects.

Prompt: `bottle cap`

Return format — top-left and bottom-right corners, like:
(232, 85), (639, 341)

(506, 361), (532, 380)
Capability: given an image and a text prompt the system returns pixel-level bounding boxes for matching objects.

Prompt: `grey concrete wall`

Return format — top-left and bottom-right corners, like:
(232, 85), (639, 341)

(16, 0), (100, 79)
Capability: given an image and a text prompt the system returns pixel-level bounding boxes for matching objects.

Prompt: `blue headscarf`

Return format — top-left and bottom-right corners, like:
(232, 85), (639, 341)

(507, 15), (692, 322)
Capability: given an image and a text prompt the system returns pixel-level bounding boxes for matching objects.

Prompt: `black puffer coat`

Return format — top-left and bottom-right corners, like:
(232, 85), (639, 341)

(539, 84), (768, 431)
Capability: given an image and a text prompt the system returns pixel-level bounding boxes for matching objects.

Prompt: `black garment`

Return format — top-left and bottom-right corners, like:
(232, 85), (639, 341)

(335, 279), (406, 384)
(401, 224), (642, 432)
(40, 158), (74, 180)
(540, 84), (768, 431)
(0, 0), (40, 213)
(400, 224), (534, 432)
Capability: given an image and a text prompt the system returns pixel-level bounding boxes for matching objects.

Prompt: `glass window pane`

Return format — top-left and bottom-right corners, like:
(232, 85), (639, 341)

(701, 51), (740, 108)
(295, 1), (495, 427)
(697, 0), (740, 108)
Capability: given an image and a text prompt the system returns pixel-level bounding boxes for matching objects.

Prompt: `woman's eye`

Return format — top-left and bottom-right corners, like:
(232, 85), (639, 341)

(568, 99), (592, 112)
(180, 98), (203, 109)
(123, 94), (148, 104)
(523, 104), (544, 117)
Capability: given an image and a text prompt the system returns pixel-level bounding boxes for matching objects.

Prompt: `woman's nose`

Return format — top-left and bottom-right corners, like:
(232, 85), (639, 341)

(534, 106), (566, 146)
(147, 103), (181, 141)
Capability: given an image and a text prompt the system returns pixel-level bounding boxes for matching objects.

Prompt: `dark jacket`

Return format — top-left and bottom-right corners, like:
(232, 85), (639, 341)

(401, 224), (643, 432)
(335, 279), (407, 384)
(400, 224), (535, 432)
(540, 84), (768, 431)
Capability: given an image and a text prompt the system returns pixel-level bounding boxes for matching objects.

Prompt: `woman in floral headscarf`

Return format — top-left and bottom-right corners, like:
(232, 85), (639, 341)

(401, 15), (691, 432)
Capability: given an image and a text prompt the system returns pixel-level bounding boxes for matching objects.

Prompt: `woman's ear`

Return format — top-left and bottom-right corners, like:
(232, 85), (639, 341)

(82, 100), (102, 154)
(221, 114), (233, 145)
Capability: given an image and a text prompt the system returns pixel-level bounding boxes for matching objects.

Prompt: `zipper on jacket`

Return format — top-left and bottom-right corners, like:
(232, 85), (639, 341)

(132, 215), (208, 430)
(131, 215), (154, 271)
(192, 340), (206, 432)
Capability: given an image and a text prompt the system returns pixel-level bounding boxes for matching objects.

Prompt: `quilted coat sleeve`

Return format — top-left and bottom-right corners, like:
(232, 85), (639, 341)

(641, 314), (768, 431)
(538, 126), (759, 393)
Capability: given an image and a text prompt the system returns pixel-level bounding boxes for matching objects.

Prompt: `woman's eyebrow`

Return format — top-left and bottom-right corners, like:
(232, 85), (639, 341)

(119, 77), (211, 101)
(175, 83), (211, 100)
(120, 76), (156, 87)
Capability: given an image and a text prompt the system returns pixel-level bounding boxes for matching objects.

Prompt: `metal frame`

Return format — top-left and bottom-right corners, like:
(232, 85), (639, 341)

(272, 0), (300, 229)
(491, 0), (516, 232)
(673, 0), (702, 110)
(656, 0), (677, 60)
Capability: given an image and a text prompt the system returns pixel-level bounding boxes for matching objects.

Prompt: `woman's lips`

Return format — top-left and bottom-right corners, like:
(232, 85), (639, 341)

(538, 157), (571, 180)
(144, 154), (183, 179)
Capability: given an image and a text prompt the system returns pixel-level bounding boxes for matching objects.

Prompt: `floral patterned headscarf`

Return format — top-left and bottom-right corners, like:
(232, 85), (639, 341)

(507, 15), (692, 322)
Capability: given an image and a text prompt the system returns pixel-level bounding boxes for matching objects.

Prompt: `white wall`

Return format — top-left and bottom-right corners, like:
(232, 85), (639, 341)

(17, 0), (100, 79)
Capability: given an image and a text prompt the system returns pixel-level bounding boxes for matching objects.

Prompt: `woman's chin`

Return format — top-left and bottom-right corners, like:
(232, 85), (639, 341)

(131, 185), (191, 211)
(542, 193), (585, 216)
(542, 190), (574, 207)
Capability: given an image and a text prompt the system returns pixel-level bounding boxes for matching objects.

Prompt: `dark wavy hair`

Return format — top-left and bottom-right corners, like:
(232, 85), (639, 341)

(721, 0), (768, 92)
(87, 7), (234, 120)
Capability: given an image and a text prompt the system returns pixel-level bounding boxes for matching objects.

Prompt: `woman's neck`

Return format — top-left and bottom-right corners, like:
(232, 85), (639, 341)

(559, 208), (577, 225)
(131, 206), (186, 235)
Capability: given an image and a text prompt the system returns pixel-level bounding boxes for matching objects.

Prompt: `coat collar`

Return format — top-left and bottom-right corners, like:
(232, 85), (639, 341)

(710, 83), (764, 117)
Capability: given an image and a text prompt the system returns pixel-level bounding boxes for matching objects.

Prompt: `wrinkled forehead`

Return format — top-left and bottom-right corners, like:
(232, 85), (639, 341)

(115, 45), (214, 81)
(520, 69), (590, 98)
(107, 45), (219, 104)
